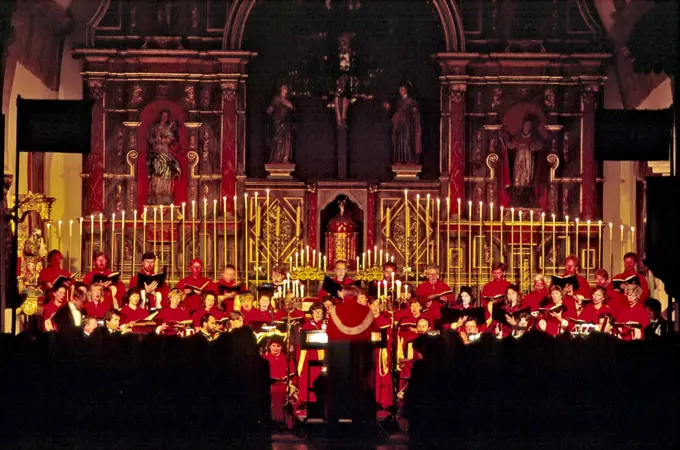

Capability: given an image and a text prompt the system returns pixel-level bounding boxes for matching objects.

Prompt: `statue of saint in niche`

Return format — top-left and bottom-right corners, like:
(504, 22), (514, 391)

(499, 116), (545, 207)
(147, 109), (183, 205)
(266, 84), (295, 164)
(385, 85), (422, 164)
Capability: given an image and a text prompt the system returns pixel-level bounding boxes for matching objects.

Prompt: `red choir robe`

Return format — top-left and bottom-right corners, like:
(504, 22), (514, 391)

(119, 305), (149, 325)
(317, 276), (356, 300)
(397, 312), (430, 353)
(373, 313), (393, 409)
(614, 302), (650, 341)
(84, 298), (113, 319)
(176, 275), (218, 313)
(264, 352), (296, 422)
(579, 303), (612, 325)
(297, 319), (325, 404)
(423, 301), (442, 323)
(128, 269), (170, 309)
(42, 300), (64, 331)
(38, 266), (71, 290)
(191, 307), (225, 328)
(326, 296), (375, 342)
(217, 279), (246, 313)
(415, 280), (452, 305)
(273, 309), (306, 323)
(612, 270), (650, 303)
(523, 289), (549, 312)
(537, 301), (567, 337)
(481, 279), (512, 307)
(248, 309), (275, 326)
(155, 306), (191, 335)
(489, 304), (524, 338)
(240, 308), (257, 325)
(82, 269), (126, 309)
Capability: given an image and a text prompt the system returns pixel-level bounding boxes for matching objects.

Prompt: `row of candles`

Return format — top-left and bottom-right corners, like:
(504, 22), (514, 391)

(42, 191), (637, 290)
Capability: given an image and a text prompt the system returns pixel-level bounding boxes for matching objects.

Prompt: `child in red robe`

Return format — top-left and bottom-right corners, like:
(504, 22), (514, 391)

(297, 303), (326, 405)
(263, 336), (296, 424)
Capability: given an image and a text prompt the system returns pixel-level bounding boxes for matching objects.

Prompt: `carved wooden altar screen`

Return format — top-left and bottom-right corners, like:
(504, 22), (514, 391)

(73, 0), (611, 292)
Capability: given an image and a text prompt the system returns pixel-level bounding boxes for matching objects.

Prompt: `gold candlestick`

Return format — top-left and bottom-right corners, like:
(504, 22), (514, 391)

(446, 197), (450, 285)
(586, 220), (591, 280)
(153, 208), (157, 255)
(386, 207), (391, 239)
(67, 220), (72, 274)
(552, 214), (557, 276)
(111, 213), (116, 262)
(518, 211), (523, 287)
(426, 194), (430, 265)
(510, 208), (514, 279)
(608, 223), (613, 274)
(160, 205), (164, 268)
(467, 200), (472, 288)
(266, 190), (271, 282)
(565, 216), (570, 256)
(529, 210), (534, 284)
(223, 197), (227, 271)
(234, 196), (238, 275)
(203, 198), (208, 265)
(191, 200), (196, 259)
(120, 211), (125, 272)
(436, 198), (440, 266)
(214, 199), (218, 279)
(541, 213), (545, 273)
(489, 203), (494, 276)
(575, 218), (580, 261)
(46, 223), (50, 252)
(416, 194), (420, 280)
(630, 226), (635, 254)
(499, 206), (504, 264)
(142, 208), (147, 252)
(180, 204), (185, 279)
(170, 205), (175, 280)
(619, 224), (624, 274)
(457, 198), (461, 289)
(132, 210), (137, 280)
(597, 220), (602, 272)
(79, 218), (84, 275)
(99, 213), (103, 251)
(478, 201), (483, 289)
(244, 194), (249, 288)
(57, 220), (62, 252)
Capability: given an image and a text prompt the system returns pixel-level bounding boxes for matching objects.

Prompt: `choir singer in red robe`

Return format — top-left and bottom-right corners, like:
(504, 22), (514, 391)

(614, 284), (649, 341)
(129, 252), (169, 309)
(481, 263), (512, 307)
(176, 258), (218, 313)
(38, 250), (71, 291)
(554, 255), (591, 300)
(82, 252), (125, 309)
(415, 264), (452, 306)
(318, 260), (356, 301)
(612, 252), (650, 303)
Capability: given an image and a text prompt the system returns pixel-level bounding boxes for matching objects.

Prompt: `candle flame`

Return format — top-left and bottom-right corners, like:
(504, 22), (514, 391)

(608, 222), (612, 227)
(58, 220), (62, 225)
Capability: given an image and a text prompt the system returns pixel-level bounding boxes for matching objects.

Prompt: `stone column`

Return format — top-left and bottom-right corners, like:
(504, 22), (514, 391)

(86, 80), (106, 214)
(220, 81), (238, 212)
(581, 85), (598, 219)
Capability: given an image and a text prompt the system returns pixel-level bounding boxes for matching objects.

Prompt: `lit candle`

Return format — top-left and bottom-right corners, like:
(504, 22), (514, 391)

(377, 280), (381, 299)
(374, 245), (377, 265)
(46, 223), (51, 251)
(111, 213), (116, 262)
(405, 190), (410, 237)
(457, 198), (462, 285)
(597, 220), (602, 272)
(552, 214), (557, 274)
(214, 199), (218, 280)
(391, 271), (395, 293)
(575, 218), (580, 258)
(426, 194), (431, 264)
(289, 255), (293, 271)
(99, 213), (103, 250)
(630, 226), (635, 253)
(133, 210), (137, 279)
(306, 245), (310, 267)
(181, 203), (185, 279)
(386, 207), (391, 239)
(244, 194), (248, 289)
(300, 285), (305, 299)
(223, 197), (227, 271)
(313, 249), (316, 267)
(608, 222), (613, 274)
(565, 215), (570, 255)
(468, 201), (473, 287)
(383, 280), (388, 299)
(203, 198), (208, 265)
(120, 210), (125, 272)
(191, 200), (196, 259)
(379, 249), (383, 266)
(255, 193), (260, 287)
(295, 251), (299, 268)
(233, 196), (238, 274)
(356, 256), (360, 271)
(266, 189), (270, 283)
(57, 220), (62, 251)
(159, 205), (164, 268)
(323, 255), (327, 272)
(79, 217), (84, 275)
(90, 215), (94, 270)
(67, 220), (72, 273)
(395, 280), (402, 300)
(586, 220), (591, 280)
(446, 197), (451, 285)
(368, 249), (372, 267)
(318, 252), (322, 270)
(541, 212), (545, 272)
(436, 198), (441, 266)
(499, 206), (504, 264)
(153, 207), (157, 255)
(362, 252), (366, 269)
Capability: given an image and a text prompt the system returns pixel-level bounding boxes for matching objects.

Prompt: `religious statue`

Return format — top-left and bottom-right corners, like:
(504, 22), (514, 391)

(266, 84), (295, 164)
(333, 32), (358, 128)
(325, 198), (358, 270)
(498, 116), (546, 207)
(385, 85), (422, 164)
(21, 228), (47, 289)
(147, 109), (183, 205)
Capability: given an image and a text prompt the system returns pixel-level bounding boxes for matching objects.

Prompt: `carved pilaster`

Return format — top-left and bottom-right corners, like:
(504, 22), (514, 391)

(581, 84), (599, 219)
(449, 83), (466, 201)
(87, 80), (106, 213)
